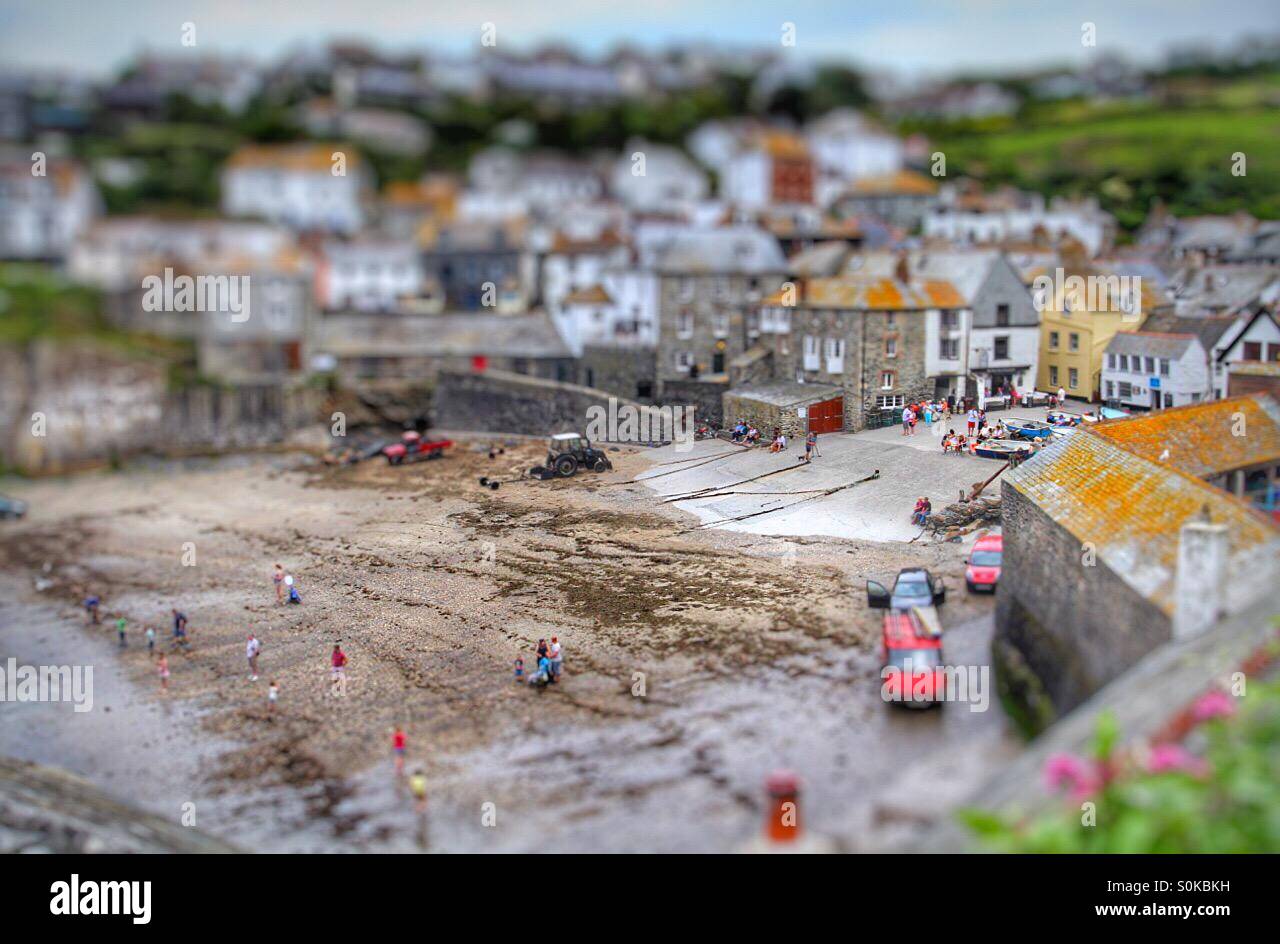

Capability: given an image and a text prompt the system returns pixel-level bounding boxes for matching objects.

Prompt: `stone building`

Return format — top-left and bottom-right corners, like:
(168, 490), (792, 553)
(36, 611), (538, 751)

(997, 395), (1280, 725)
(744, 274), (965, 432)
(653, 226), (788, 386)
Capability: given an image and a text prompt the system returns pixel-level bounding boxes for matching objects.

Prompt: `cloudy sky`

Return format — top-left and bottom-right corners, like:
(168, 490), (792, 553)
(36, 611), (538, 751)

(0, 0), (1273, 78)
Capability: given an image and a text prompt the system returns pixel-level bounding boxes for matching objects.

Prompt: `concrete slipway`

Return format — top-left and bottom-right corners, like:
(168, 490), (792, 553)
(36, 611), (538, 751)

(635, 406), (1060, 542)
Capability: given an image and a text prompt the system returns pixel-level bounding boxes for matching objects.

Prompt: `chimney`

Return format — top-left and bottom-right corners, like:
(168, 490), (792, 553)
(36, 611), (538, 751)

(1172, 508), (1228, 639)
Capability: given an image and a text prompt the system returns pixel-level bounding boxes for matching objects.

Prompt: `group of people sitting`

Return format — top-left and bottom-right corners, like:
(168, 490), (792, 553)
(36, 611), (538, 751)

(941, 420), (1008, 455)
(911, 497), (933, 526)
(729, 420), (762, 445)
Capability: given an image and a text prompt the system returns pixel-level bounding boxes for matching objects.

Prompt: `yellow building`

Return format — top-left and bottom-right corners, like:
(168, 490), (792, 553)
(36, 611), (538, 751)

(1032, 263), (1165, 402)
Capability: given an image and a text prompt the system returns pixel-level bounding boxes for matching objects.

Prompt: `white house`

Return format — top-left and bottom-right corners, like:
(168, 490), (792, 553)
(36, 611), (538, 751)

(608, 139), (708, 212)
(316, 239), (423, 311)
(804, 108), (904, 207)
(540, 228), (630, 320)
(221, 143), (371, 234)
(1213, 309), (1280, 398)
(1103, 332), (1208, 410)
(924, 187), (1116, 256)
(0, 156), (100, 261)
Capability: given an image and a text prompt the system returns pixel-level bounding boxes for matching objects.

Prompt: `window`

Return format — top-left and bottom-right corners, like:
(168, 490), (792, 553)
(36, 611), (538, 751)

(996, 303), (1010, 327)
(674, 351), (693, 371)
(712, 313), (729, 338)
(1144, 356), (1155, 374)
(1068, 367), (1079, 389)
(824, 338), (846, 373)
(1068, 332), (1080, 352)
(1105, 381), (1114, 398)
(1163, 393), (1173, 407)
(803, 335), (820, 371)
(1049, 331), (1059, 350)
(1243, 341), (1262, 360)
(1049, 365), (1059, 385)
(1118, 381), (1132, 398)
(678, 278), (695, 301)
(941, 310), (960, 329)
(885, 312), (895, 327)
(885, 336), (897, 358)
(677, 311), (694, 339)
(877, 394), (905, 409)
(939, 338), (959, 360)
(994, 336), (1009, 360)
(1160, 358), (1170, 376)
(880, 370), (896, 390)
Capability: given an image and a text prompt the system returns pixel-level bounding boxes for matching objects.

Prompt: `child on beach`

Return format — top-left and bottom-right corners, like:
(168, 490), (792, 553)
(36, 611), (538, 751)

(157, 654), (170, 693)
(409, 768), (428, 814)
(116, 615), (127, 648)
(330, 642), (347, 696)
(267, 680), (279, 713)
(514, 657), (525, 683)
(392, 726), (407, 774)
(145, 625), (156, 655)
(246, 633), (262, 681)
(273, 564), (285, 604)
(84, 595), (100, 624)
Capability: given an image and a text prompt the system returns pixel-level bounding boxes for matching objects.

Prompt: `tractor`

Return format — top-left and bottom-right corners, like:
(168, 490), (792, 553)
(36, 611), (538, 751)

(529, 433), (613, 480)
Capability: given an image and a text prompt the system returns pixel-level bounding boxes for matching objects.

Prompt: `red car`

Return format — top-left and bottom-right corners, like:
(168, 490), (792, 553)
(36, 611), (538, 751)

(965, 534), (1003, 592)
(382, 431), (453, 465)
(880, 609), (946, 709)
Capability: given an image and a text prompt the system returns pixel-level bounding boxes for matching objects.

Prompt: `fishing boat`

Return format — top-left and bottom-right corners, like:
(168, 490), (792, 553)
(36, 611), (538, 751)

(973, 439), (1033, 460)
(1003, 418), (1055, 440)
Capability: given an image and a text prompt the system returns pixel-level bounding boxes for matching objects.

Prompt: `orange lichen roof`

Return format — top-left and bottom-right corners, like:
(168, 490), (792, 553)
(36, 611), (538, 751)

(1090, 394), (1280, 478)
(759, 131), (809, 159)
(562, 283), (612, 304)
(850, 170), (938, 196)
(803, 277), (962, 311)
(1005, 427), (1279, 615)
(550, 228), (625, 254)
(226, 143), (361, 172)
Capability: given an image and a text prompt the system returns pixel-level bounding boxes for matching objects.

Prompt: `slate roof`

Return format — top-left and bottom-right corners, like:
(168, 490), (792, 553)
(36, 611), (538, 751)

(1089, 393), (1280, 478)
(1104, 331), (1198, 360)
(726, 380), (842, 408)
(1004, 425), (1280, 615)
(653, 225), (786, 274)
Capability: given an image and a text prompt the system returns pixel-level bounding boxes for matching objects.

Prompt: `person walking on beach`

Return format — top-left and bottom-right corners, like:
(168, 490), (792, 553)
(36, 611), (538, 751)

(803, 429), (820, 462)
(171, 609), (188, 649)
(514, 657), (525, 683)
(273, 564), (285, 604)
(536, 638), (549, 666)
(392, 726), (407, 775)
(157, 654), (170, 694)
(409, 767), (428, 815)
(84, 595), (100, 625)
(330, 642), (347, 697)
(966, 408), (978, 436)
(145, 625), (156, 656)
(267, 680), (279, 714)
(116, 614), (127, 648)
(246, 633), (262, 681)
(549, 637), (563, 684)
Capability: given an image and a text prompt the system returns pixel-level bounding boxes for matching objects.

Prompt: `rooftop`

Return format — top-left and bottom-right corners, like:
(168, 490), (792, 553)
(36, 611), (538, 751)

(1090, 393), (1280, 478)
(1004, 426), (1280, 616)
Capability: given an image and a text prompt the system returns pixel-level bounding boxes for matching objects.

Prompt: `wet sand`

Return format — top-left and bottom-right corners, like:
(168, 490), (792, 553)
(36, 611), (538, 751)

(0, 441), (1013, 851)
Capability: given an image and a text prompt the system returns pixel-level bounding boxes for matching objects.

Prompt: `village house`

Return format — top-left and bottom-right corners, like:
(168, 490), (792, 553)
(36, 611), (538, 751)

(0, 155), (100, 261)
(1101, 331), (1208, 410)
(221, 143), (372, 234)
(608, 139), (709, 212)
(466, 147), (606, 217)
(1032, 260), (1167, 402)
(1228, 361), (1280, 399)
(197, 265), (314, 382)
(315, 239), (424, 312)
(654, 226), (787, 385)
(925, 184), (1117, 257)
(420, 218), (529, 311)
(1212, 308), (1280, 399)
(829, 170), (939, 232)
(1137, 208), (1260, 266)
(741, 271), (965, 433)
(720, 131), (815, 210)
(803, 109), (905, 194)
(538, 227), (630, 323)
(997, 396), (1280, 719)
(376, 176), (457, 241)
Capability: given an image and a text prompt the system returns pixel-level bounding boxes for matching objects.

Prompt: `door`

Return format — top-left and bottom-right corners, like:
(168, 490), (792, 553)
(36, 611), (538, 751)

(808, 397), (844, 434)
(712, 351), (725, 373)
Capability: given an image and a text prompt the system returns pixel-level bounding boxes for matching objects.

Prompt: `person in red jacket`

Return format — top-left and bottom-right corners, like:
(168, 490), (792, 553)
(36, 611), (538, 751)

(330, 642), (348, 697)
(391, 725), (407, 775)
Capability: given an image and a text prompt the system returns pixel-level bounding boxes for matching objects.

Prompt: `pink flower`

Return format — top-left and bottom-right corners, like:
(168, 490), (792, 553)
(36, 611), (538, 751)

(1145, 744), (1209, 778)
(1191, 689), (1236, 723)
(1043, 753), (1100, 800)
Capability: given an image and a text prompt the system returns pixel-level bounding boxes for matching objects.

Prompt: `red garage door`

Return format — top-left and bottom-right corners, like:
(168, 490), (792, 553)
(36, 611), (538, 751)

(807, 397), (844, 434)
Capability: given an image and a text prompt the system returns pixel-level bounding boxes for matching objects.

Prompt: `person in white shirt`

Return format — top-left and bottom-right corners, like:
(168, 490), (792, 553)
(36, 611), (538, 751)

(246, 633), (262, 681)
(548, 637), (563, 683)
(1057, 386), (1066, 406)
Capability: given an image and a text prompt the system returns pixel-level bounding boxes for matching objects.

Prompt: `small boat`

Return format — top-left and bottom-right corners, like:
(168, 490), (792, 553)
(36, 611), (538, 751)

(974, 439), (1033, 460)
(1003, 418), (1055, 440)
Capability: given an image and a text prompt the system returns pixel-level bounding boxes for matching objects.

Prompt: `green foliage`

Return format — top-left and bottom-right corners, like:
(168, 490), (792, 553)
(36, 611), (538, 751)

(964, 679), (1280, 853)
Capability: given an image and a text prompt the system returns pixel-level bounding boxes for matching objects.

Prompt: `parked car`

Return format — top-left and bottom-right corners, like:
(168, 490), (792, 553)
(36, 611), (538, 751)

(866, 568), (946, 609)
(0, 495), (27, 520)
(965, 534), (1003, 592)
(880, 609), (946, 709)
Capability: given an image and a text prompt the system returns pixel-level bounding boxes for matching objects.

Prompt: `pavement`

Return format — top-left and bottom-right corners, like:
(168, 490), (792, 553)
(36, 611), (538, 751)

(638, 404), (1066, 542)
